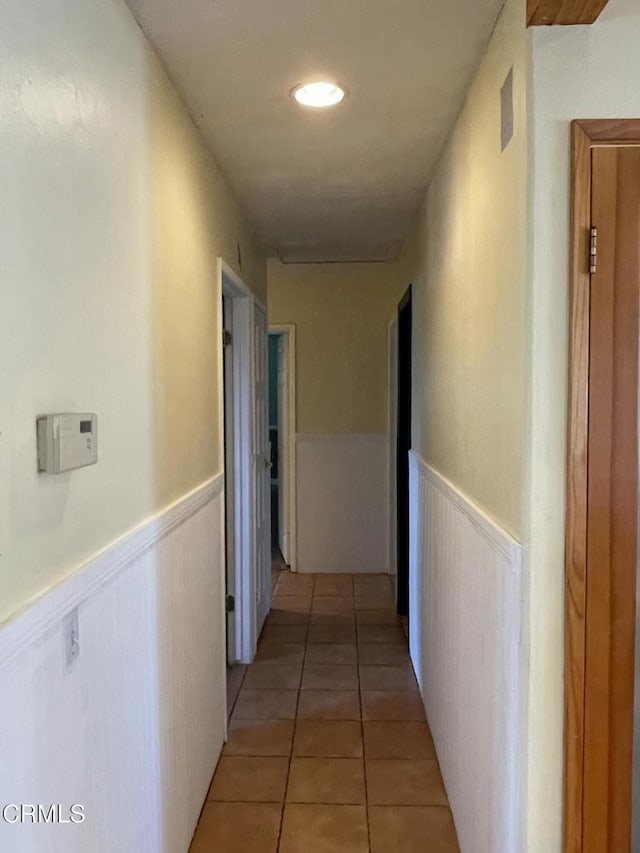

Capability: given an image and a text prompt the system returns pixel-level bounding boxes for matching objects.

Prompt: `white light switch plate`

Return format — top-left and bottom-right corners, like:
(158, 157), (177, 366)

(64, 608), (80, 671)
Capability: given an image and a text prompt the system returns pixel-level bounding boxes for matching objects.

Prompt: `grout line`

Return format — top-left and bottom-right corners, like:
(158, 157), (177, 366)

(226, 664), (248, 723)
(275, 572), (314, 851)
(354, 575), (373, 853)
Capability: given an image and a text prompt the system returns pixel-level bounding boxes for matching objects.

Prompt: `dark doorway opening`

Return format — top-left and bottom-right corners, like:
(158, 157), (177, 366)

(396, 286), (412, 618)
(268, 333), (284, 565)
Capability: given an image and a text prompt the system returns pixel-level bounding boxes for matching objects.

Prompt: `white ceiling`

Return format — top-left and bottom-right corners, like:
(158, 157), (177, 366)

(127, 0), (505, 262)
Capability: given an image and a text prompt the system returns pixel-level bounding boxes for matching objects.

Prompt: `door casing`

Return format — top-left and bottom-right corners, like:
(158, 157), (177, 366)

(254, 302), (272, 634)
(218, 258), (263, 665)
(268, 324), (297, 570)
(396, 286), (412, 618)
(388, 316), (399, 589)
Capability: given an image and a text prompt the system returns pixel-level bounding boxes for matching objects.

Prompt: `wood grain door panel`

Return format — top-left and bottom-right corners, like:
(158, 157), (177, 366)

(582, 146), (640, 852)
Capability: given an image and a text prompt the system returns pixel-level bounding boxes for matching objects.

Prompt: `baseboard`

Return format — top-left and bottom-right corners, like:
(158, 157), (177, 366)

(295, 433), (389, 574)
(409, 451), (522, 853)
(0, 474), (226, 853)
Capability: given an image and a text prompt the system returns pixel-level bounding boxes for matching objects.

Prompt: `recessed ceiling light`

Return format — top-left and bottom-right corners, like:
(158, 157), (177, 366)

(292, 81), (346, 109)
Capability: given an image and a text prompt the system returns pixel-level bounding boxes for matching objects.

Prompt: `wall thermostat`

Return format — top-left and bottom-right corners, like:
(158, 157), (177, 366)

(37, 413), (98, 474)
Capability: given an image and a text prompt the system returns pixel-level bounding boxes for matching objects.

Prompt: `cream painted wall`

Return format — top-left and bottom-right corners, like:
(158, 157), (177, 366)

(267, 258), (405, 434)
(398, 0), (531, 845)
(525, 3), (640, 850)
(268, 258), (405, 574)
(400, 0), (528, 540)
(0, 0), (265, 625)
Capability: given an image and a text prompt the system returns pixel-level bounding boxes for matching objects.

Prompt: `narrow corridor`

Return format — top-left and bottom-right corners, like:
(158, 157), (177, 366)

(190, 573), (459, 852)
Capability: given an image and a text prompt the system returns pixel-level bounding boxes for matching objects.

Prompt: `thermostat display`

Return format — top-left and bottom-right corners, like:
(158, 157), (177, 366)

(37, 413), (98, 474)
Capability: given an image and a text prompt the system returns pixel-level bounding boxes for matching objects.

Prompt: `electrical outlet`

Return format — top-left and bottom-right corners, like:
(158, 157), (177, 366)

(64, 608), (80, 670)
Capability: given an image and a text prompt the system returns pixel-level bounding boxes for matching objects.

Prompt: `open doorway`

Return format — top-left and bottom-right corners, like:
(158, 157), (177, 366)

(396, 286), (412, 621)
(268, 324), (296, 573)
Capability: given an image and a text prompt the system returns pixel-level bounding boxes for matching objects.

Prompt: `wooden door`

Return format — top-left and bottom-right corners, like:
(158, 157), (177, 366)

(254, 303), (271, 634)
(583, 146), (640, 851)
(567, 140), (640, 852)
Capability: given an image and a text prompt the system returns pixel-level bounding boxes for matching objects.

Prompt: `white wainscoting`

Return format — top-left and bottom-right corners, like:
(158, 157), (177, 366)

(0, 475), (226, 853)
(296, 433), (389, 574)
(409, 452), (522, 853)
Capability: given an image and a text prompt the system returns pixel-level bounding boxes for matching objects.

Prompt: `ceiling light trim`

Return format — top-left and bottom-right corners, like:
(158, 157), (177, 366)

(291, 80), (347, 109)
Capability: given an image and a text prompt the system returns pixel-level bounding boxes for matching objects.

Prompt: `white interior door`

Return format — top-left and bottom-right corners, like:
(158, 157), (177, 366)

(277, 335), (290, 564)
(254, 303), (271, 632)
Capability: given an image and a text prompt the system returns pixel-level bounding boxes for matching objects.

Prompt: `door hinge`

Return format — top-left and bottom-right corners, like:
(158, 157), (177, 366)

(225, 594), (235, 613)
(589, 226), (598, 274)
(222, 329), (232, 347)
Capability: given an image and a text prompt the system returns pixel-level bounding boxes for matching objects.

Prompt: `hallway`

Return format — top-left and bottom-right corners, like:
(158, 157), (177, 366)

(190, 573), (459, 853)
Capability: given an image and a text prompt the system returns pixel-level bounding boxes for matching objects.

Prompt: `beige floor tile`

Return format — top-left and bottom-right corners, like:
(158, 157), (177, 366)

(302, 664), (359, 691)
(306, 643), (357, 666)
(224, 718), (295, 757)
(208, 756), (289, 803)
(275, 574), (316, 596)
(366, 759), (449, 806)
(353, 574), (392, 587)
(355, 608), (398, 625)
(363, 721), (436, 759)
(314, 576), (354, 597)
(297, 690), (361, 721)
(189, 802), (281, 853)
(358, 643), (409, 666)
(226, 665), (247, 719)
(355, 594), (396, 611)
(359, 664), (418, 692)
(308, 622), (356, 643)
(361, 691), (426, 721)
(266, 605), (310, 626)
(267, 611), (310, 627)
(357, 624), (407, 645)
(233, 689), (298, 720)
(287, 757), (365, 804)
(312, 596), (354, 615)
(293, 720), (363, 758)
(271, 593), (312, 609)
(260, 623), (308, 643)
(279, 804), (368, 853)
(369, 806), (460, 853)
(272, 564), (285, 592)
(255, 642), (305, 666)
(243, 663), (302, 690)
(309, 613), (356, 628)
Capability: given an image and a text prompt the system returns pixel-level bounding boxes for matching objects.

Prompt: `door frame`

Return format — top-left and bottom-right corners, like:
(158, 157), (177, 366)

(217, 258), (258, 665)
(253, 300), (272, 634)
(388, 315), (399, 589)
(268, 323), (297, 570)
(564, 119), (640, 853)
(396, 286), (412, 618)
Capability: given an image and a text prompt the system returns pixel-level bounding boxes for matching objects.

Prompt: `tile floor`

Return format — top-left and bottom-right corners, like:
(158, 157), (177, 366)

(191, 573), (460, 853)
